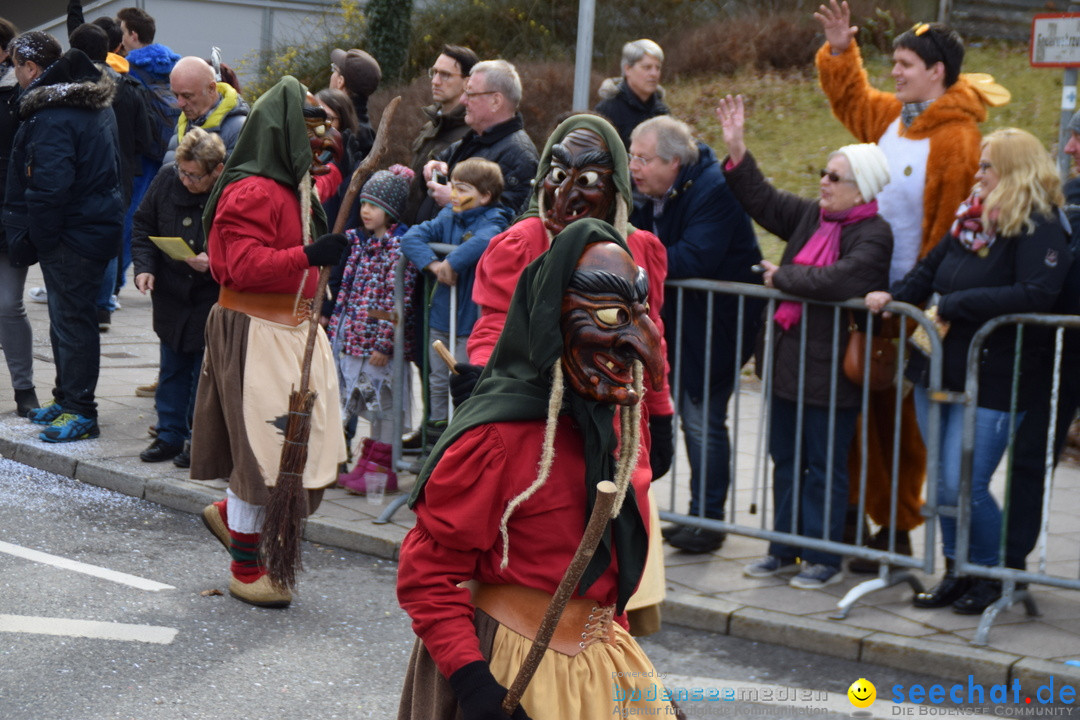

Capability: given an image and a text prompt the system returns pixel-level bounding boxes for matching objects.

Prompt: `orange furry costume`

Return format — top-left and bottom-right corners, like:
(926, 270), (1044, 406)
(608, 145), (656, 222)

(816, 39), (985, 534)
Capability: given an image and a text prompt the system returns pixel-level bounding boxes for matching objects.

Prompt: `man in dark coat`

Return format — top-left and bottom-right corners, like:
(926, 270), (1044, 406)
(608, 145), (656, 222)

(418, 59), (538, 222)
(3, 33), (123, 442)
(594, 38), (670, 149)
(402, 44), (477, 226)
(1005, 110), (1080, 573)
(69, 21), (154, 331)
(629, 115), (763, 553)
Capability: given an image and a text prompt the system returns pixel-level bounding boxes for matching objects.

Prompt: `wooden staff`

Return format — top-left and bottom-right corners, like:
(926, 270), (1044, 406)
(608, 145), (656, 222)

(501, 480), (617, 714)
(261, 96), (402, 589)
(432, 339), (459, 374)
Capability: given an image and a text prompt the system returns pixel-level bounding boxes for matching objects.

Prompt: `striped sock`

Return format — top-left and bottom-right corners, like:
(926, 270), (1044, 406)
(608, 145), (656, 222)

(228, 529), (264, 583)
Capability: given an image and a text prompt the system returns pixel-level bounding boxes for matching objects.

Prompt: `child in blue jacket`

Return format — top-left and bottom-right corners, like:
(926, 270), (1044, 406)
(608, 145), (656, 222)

(400, 158), (512, 430)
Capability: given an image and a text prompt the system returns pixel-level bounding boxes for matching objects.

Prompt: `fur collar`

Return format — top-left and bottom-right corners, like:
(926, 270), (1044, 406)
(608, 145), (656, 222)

(19, 67), (116, 119)
(597, 76), (665, 102)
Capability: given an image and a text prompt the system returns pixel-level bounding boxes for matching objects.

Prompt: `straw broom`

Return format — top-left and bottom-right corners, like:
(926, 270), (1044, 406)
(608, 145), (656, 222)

(261, 96), (402, 589)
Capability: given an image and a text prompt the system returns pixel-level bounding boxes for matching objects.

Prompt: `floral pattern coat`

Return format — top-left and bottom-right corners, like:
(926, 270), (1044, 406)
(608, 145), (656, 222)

(328, 224), (416, 361)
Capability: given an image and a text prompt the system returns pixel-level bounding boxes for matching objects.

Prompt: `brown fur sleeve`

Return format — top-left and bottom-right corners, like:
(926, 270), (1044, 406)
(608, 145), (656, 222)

(918, 122), (981, 259)
(815, 40), (902, 144)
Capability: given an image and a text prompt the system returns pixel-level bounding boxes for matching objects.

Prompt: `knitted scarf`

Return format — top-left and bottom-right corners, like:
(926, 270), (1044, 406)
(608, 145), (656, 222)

(774, 200), (879, 330)
(950, 192), (996, 256)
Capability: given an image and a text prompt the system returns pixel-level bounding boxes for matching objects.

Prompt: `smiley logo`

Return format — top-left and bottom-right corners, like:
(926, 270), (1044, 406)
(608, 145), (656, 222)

(848, 678), (876, 708)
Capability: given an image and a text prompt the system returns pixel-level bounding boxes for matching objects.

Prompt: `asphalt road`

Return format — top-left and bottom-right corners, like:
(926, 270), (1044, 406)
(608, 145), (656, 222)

(0, 458), (1051, 720)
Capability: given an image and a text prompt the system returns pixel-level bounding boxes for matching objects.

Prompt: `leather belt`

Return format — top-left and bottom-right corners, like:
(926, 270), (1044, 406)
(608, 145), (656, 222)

(471, 583), (616, 657)
(217, 286), (312, 327)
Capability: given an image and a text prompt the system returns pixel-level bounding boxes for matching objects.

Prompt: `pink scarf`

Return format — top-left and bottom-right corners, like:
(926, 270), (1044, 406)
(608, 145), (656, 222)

(773, 200), (879, 330)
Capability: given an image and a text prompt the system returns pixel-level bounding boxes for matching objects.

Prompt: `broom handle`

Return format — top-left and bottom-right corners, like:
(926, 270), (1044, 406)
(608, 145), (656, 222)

(501, 481), (617, 714)
(297, 96), (402, 392)
(432, 339), (459, 374)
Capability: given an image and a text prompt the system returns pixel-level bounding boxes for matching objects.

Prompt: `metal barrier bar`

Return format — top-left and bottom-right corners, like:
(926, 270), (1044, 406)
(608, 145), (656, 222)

(658, 278), (947, 617)
(375, 243), (460, 525)
(953, 313), (1080, 644)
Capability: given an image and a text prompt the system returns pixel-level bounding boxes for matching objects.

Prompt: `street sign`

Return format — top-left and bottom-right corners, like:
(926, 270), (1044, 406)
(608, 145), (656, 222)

(1031, 13), (1080, 67)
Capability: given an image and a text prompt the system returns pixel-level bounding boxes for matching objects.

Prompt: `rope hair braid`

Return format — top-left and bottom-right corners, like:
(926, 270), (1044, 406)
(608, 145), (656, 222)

(293, 171), (314, 313)
(498, 362), (566, 570)
(611, 360), (644, 517)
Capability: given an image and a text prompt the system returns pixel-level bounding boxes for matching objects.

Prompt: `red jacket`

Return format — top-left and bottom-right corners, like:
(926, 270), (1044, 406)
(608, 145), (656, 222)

(208, 168), (341, 295)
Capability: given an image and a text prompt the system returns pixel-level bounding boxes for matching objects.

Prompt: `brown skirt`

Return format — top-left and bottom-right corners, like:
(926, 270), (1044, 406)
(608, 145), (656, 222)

(397, 610), (500, 720)
(190, 304), (346, 508)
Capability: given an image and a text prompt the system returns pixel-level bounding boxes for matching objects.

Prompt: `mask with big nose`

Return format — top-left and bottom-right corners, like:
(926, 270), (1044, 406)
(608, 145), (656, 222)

(559, 241), (664, 405)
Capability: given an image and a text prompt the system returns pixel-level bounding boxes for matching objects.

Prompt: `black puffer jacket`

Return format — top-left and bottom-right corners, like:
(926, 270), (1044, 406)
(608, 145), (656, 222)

(593, 77), (669, 149)
(891, 211), (1072, 411)
(416, 113), (538, 222)
(726, 152), (893, 409)
(3, 49), (122, 264)
(131, 163), (219, 354)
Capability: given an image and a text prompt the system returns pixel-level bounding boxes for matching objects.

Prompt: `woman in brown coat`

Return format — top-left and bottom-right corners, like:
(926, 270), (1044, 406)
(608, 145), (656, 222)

(717, 94), (893, 590)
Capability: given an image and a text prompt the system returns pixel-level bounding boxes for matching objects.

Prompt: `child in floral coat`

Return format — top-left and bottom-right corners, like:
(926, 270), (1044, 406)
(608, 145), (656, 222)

(329, 165), (416, 493)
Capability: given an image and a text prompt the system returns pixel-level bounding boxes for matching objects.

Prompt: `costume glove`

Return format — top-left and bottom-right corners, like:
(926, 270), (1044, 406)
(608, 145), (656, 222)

(450, 362), (483, 408)
(648, 414), (674, 480)
(303, 233), (348, 267)
(448, 661), (532, 720)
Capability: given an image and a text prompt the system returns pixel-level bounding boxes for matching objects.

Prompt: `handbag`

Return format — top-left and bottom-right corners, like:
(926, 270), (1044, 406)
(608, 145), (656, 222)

(843, 312), (897, 391)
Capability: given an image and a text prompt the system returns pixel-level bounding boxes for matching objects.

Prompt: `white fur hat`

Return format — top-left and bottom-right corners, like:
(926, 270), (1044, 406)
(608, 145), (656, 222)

(835, 143), (890, 203)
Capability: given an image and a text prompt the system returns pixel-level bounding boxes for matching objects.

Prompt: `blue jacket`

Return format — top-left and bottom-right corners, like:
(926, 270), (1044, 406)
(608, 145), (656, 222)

(630, 141), (763, 398)
(400, 203), (514, 334)
(3, 49), (122, 264)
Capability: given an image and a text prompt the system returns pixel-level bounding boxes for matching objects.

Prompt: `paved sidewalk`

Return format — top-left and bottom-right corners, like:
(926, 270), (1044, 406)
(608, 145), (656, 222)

(2, 265), (1079, 695)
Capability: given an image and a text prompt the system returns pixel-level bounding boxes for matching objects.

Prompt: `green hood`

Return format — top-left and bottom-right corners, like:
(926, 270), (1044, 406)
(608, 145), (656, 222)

(408, 218), (647, 612)
(202, 76), (327, 239)
(521, 113), (634, 223)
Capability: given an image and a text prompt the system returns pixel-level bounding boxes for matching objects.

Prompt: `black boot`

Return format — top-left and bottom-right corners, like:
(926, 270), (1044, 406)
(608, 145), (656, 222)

(952, 578), (1002, 615)
(913, 558), (974, 608)
(14, 388), (39, 418)
(849, 528), (912, 574)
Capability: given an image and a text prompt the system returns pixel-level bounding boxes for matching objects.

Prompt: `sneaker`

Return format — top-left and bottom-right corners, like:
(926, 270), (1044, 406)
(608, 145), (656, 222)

(744, 556), (800, 578)
(97, 308), (111, 332)
(27, 401), (63, 426)
(789, 563), (843, 590)
(136, 381), (158, 398)
(39, 412), (100, 443)
(27, 286), (47, 303)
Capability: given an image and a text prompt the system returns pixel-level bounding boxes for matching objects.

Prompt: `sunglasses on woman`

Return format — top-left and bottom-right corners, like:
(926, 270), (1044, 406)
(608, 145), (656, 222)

(820, 169), (855, 184)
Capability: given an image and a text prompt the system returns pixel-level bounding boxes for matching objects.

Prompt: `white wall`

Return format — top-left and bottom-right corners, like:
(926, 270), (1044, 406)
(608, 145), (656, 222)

(34, 0), (342, 87)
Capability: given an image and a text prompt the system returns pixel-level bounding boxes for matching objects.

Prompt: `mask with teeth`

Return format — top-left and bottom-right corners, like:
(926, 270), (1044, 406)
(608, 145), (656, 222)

(542, 128), (616, 235)
(559, 240), (664, 405)
(302, 103), (343, 176)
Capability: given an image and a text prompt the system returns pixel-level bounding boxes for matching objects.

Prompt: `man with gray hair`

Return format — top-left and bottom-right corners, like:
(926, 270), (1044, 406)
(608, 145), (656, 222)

(594, 38), (669, 148)
(629, 115), (763, 554)
(422, 59), (538, 218)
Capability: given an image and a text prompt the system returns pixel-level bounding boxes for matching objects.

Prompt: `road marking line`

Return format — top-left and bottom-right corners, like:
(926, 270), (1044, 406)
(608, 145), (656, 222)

(0, 614), (177, 644)
(0, 540), (175, 591)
